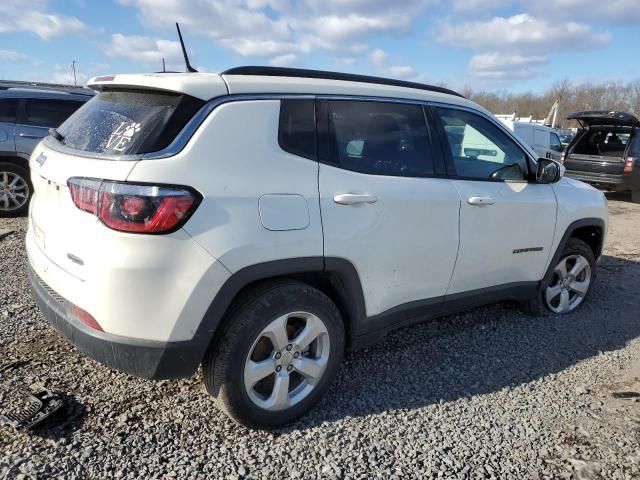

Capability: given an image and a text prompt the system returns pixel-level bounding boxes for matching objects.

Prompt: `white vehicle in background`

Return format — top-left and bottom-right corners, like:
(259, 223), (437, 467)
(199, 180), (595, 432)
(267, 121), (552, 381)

(497, 118), (564, 161)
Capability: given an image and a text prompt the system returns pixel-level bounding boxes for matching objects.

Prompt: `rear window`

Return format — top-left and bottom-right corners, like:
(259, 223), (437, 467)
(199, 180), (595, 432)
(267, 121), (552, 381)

(56, 90), (204, 155)
(573, 128), (631, 157)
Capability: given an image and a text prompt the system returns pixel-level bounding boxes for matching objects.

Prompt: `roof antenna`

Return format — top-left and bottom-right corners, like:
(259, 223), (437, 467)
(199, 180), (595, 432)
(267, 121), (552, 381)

(176, 23), (197, 73)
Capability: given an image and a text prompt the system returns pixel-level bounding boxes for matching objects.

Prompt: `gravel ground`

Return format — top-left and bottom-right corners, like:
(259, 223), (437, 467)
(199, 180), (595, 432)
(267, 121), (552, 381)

(1, 194), (640, 479)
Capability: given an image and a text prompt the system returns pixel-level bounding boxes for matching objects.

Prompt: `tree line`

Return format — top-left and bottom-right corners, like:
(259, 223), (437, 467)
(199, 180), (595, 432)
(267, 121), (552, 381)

(461, 79), (640, 128)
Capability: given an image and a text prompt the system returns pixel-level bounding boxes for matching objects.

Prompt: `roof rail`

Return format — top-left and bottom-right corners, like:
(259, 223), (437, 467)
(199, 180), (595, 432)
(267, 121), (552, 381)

(221, 66), (464, 98)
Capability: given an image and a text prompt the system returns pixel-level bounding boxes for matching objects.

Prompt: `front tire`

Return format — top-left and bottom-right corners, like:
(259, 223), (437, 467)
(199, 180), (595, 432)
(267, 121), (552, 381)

(203, 281), (345, 429)
(524, 238), (596, 316)
(0, 161), (32, 217)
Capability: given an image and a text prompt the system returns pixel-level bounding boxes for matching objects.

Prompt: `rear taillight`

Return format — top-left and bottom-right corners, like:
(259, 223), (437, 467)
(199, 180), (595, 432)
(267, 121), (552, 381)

(560, 151), (566, 164)
(624, 157), (636, 174)
(68, 178), (201, 234)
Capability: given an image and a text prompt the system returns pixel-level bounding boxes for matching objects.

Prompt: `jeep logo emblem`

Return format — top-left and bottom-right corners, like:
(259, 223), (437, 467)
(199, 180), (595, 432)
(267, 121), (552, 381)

(35, 152), (47, 166)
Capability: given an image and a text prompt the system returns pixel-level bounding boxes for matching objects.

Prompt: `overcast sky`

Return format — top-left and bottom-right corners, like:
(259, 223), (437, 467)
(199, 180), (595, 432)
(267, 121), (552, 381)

(1, 0), (639, 92)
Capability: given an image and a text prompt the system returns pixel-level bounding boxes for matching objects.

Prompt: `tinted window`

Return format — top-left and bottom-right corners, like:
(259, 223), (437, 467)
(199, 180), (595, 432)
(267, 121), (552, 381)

(279, 100), (315, 159)
(56, 90), (204, 156)
(322, 100), (433, 176)
(436, 108), (528, 181)
(0, 99), (19, 123)
(24, 99), (83, 128)
(550, 132), (562, 152)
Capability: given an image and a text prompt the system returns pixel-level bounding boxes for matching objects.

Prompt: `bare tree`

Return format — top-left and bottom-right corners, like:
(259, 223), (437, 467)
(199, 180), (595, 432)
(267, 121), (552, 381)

(467, 78), (640, 128)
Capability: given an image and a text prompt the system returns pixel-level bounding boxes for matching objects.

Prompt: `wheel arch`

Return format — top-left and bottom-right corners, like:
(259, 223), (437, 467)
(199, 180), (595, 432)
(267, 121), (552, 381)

(0, 153), (30, 168)
(191, 257), (367, 363)
(546, 218), (605, 280)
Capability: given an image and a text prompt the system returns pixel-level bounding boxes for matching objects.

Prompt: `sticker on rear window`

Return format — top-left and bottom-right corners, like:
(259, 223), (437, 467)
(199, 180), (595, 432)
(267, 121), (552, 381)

(106, 121), (142, 152)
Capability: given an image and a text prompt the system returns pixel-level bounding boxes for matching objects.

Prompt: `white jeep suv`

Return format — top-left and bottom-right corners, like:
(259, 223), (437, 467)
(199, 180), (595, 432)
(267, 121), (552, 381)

(27, 67), (608, 428)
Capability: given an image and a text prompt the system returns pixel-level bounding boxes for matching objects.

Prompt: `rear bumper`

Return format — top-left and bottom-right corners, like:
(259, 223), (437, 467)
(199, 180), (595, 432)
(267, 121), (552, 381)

(565, 170), (640, 191)
(28, 265), (204, 380)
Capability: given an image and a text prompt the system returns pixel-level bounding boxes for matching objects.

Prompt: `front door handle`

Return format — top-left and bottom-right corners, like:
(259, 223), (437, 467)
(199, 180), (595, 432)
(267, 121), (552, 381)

(467, 195), (495, 206)
(334, 193), (378, 205)
(19, 133), (43, 139)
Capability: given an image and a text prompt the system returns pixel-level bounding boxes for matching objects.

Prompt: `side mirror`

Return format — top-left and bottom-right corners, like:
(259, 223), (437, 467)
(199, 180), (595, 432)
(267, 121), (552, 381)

(536, 158), (564, 183)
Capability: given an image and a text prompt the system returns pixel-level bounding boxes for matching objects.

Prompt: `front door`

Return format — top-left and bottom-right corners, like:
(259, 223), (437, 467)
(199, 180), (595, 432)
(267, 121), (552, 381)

(433, 106), (557, 295)
(317, 99), (461, 318)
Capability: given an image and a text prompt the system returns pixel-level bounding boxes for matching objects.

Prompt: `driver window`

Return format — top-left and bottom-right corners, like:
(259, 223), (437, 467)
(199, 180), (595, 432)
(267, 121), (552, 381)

(324, 100), (434, 177)
(435, 108), (529, 181)
(550, 132), (563, 152)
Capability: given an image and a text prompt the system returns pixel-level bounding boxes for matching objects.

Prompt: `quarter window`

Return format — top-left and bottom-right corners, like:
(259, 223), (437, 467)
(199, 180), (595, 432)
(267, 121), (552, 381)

(0, 99), (19, 123)
(436, 108), (529, 181)
(321, 100), (433, 177)
(278, 99), (316, 159)
(24, 99), (83, 128)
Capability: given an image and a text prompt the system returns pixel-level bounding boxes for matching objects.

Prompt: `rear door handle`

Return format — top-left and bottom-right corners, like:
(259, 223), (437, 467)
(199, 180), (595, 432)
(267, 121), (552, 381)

(19, 133), (43, 139)
(467, 195), (495, 206)
(334, 193), (378, 205)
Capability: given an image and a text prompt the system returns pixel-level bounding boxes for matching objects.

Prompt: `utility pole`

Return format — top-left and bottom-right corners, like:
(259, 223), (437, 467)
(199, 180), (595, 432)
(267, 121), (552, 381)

(162, 58), (166, 73)
(71, 60), (77, 86)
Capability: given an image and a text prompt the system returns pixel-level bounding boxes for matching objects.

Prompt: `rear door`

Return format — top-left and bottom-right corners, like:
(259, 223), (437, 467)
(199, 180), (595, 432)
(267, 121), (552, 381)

(0, 98), (18, 155)
(432, 106), (557, 294)
(317, 99), (461, 319)
(16, 98), (83, 156)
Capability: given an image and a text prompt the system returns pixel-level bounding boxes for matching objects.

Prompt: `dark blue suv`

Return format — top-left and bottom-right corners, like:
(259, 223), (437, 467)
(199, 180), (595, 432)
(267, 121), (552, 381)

(0, 86), (93, 216)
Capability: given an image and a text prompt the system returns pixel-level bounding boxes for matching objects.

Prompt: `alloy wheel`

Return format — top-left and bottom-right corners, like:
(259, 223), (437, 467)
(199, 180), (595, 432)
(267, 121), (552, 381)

(545, 254), (591, 314)
(243, 311), (330, 411)
(0, 171), (30, 212)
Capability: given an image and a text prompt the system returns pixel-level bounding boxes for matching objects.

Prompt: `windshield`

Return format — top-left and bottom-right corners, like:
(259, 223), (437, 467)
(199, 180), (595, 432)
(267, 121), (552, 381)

(55, 89), (204, 156)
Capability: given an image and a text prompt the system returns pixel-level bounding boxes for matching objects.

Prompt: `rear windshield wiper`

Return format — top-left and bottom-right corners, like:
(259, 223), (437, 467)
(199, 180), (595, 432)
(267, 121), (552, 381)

(48, 128), (65, 143)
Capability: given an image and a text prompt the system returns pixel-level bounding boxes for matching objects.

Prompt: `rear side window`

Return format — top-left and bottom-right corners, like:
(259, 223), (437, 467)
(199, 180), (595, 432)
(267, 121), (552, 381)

(0, 99), (19, 123)
(320, 100), (433, 177)
(279, 100), (315, 159)
(56, 90), (204, 155)
(24, 99), (82, 128)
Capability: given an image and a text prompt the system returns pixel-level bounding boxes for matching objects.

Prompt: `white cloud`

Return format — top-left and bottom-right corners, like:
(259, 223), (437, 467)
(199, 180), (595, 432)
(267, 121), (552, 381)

(369, 49), (388, 67)
(0, 0), (89, 40)
(469, 52), (547, 80)
(387, 65), (418, 79)
(0, 49), (34, 63)
(118, 0), (436, 60)
(104, 34), (185, 69)
(367, 48), (422, 81)
(451, 0), (512, 11)
(269, 54), (298, 66)
(525, 0), (640, 24)
(439, 14), (610, 53)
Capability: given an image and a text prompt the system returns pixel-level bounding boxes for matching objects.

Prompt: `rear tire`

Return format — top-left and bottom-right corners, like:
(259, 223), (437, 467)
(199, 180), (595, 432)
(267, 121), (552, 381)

(523, 238), (596, 316)
(631, 190), (640, 204)
(203, 280), (344, 429)
(0, 161), (32, 217)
